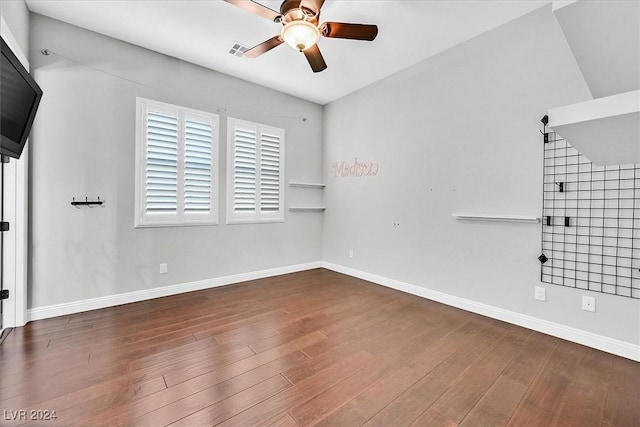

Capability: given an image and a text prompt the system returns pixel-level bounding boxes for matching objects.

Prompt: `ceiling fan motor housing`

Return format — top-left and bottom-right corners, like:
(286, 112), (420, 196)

(280, 0), (319, 24)
(224, 0), (377, 73)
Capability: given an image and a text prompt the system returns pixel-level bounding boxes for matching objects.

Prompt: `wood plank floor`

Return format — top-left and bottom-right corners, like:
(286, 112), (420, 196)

(1, 269), (638, 426)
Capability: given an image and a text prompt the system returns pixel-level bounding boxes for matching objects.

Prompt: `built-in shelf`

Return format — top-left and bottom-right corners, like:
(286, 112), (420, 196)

(289, 207), (326, 212)
(452, 214), (540, 224)
(548, 90), (640, 166)
(289, 183), (324, 212)
(289, 182), (326, 189)
(550, 1), (639, 166)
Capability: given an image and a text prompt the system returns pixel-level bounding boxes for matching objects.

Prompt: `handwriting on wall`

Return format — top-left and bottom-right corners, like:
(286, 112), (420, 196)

(331, 158), (379, 178)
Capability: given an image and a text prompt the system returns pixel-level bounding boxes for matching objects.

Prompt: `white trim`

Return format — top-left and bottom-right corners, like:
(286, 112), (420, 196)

(1, 17), (29, 329)
(14, 143), (28, 327)
(226, 117), (285, 224)
(27, 262), (322, 322)
(134, 97), (220, 228)
(2, 160), (17, 330)
(24, 261), (639, 361)
(321, 262), (640, 362)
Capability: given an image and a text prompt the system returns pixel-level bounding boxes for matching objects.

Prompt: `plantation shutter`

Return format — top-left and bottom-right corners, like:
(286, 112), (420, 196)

(233, 125), (257, 212)
(227, 118), (284, 223)
(145, 111), (178, 214)
(136, 98), (219, 227)
(184, 118), (213, 213)
(260, 131), (281, 212)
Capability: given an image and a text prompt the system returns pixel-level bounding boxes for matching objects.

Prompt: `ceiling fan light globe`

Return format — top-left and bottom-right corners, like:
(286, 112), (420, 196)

(281, 20), (320, 52)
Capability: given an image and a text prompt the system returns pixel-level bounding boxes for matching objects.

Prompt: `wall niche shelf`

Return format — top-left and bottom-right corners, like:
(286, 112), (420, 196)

(288, 182), (326, 189)
(289, 181), (325, 212)
(289, 207), (326, 212)
(452, 214), (540, 224)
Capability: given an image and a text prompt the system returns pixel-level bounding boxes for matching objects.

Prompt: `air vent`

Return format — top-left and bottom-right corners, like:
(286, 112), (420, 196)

(229, 42), (250, 57)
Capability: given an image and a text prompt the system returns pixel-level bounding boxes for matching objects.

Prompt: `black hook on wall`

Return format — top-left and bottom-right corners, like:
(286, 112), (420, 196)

(71, 196), (104, 208)
(540, 115), (549, 143)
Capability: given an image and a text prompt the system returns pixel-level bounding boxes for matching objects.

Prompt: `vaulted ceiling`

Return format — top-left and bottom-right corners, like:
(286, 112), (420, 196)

(25, 0), (549, 105)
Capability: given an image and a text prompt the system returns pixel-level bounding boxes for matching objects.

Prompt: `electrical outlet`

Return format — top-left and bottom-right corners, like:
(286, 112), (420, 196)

(534, 286), (546, 301)
(159, 263), (168, 274)
(348, 250), (354, 259)
(582, 296), (596, 312)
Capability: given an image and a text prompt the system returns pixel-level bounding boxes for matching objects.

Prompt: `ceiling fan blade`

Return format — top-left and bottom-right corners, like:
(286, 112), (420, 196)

(303, 44), (327, 73)
(300, 0), (325, 17)
(244, 36), (284, 58)
(321, 22), (378, 41)
(224, 0), (280, 22)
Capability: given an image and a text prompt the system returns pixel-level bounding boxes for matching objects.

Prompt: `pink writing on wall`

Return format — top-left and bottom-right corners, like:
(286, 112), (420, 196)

(331, 158), (379, 178)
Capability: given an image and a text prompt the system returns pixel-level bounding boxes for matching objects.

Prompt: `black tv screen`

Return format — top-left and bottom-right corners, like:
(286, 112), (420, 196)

(1, 37), (43, 159)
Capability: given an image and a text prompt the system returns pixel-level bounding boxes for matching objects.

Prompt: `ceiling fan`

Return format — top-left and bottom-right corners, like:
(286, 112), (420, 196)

(224, 0), (378, 72)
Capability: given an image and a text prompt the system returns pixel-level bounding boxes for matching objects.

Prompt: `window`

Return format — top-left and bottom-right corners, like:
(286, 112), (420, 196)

(227, 117), (285, 223)
(135, 98), (219, 227)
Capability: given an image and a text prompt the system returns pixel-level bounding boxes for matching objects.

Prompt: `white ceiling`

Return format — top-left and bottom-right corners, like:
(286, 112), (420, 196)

(25, 0), (549, 105)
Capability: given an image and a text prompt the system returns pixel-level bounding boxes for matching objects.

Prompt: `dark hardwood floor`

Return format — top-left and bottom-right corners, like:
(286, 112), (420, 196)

(1, 269), (638, 426)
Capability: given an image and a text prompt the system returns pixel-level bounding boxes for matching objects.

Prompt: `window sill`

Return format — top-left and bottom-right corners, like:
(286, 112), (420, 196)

(134, 220), (219, 229)
(225, 218), (285, 225)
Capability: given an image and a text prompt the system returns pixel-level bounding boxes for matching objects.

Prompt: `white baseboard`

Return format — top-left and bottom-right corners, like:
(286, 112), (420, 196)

(321, 262), (640, 362)
(25, 260), (639, 362)
(27, 262), (322, 322)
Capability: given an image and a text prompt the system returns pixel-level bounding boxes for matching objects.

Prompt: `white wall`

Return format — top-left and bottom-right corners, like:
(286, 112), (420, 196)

(322, 5), (640, 345)
(1, 0), (30, 329)
(1, 0), (29, 54)
(24, 5), (640, 353)
(28, 14), (324, 309)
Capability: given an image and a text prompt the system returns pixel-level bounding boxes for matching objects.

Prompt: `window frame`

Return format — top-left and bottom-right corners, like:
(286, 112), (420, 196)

(226, 117), (285, 224)
(134, 97), (219, 228)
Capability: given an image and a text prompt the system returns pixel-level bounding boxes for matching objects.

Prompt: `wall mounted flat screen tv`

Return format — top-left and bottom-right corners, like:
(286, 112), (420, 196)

(1, 37), (43, 159)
